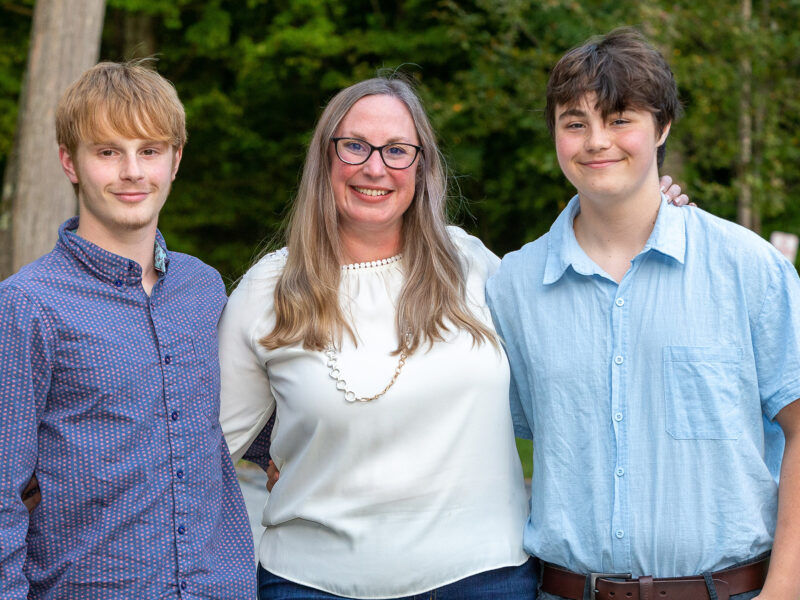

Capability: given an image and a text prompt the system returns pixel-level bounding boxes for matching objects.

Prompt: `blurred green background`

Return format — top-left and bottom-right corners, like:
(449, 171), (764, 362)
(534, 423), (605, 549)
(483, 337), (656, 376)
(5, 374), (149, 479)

(2, 0), (798, 290)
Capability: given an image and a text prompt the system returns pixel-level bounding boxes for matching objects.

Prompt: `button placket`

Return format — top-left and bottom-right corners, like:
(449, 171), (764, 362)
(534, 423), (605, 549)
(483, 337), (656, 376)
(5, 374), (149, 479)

(609, 279), (632, 570)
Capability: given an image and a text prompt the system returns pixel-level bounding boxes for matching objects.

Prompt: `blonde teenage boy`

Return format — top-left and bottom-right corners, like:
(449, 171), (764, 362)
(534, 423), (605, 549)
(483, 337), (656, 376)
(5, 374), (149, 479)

(0, 62), (254, 599)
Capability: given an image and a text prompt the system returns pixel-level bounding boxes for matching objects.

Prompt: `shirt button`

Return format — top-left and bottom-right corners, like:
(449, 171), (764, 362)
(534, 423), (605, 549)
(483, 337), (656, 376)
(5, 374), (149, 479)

(614, 412), (624, 422)
(171, 411), (179, 421)
(114, 279), (123, 287)
(615, 298), (625, 307)
(164, 355), (171, 365)
(616, 467), (625, 477)
(178, 525), (186, 535)
(614, 355), (624, 365)
(615, 529), (625, 539)
(176, 469), (184, 479)
(180, 581), (187, 591)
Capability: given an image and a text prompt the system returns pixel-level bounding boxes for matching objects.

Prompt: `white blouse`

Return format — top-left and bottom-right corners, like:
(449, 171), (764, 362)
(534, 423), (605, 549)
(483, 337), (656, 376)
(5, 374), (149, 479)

(218, 227), (528, 599)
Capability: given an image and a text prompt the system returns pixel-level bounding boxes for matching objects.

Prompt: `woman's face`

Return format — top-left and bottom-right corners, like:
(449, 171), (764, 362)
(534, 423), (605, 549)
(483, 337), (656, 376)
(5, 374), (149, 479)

(329, 94), (420, 250)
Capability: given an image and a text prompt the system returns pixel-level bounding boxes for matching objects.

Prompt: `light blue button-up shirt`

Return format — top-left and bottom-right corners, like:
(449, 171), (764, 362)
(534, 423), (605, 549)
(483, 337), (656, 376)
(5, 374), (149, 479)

(487, 195), (800, 578)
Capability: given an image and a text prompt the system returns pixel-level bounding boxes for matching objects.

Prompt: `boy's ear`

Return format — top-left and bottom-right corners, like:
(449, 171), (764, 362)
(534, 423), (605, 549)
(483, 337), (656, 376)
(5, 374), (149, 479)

(59, 145), (79, 184)
(170, 146), (183, 181)
(657, 121), (672, 146)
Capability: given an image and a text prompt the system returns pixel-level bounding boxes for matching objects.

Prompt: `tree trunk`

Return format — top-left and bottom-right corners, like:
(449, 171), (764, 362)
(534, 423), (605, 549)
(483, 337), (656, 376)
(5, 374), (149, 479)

(736, 0), (753, 230)
(0, 0), (106, 278)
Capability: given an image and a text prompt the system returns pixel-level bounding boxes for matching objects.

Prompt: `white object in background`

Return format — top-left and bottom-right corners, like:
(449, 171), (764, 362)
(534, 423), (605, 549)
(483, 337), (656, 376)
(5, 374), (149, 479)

(770, 231), (799, 263)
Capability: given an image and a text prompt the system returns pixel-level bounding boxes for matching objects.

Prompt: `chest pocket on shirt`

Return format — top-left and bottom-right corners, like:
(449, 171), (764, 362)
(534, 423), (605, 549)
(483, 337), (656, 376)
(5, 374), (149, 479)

(663, 346), (744, 440)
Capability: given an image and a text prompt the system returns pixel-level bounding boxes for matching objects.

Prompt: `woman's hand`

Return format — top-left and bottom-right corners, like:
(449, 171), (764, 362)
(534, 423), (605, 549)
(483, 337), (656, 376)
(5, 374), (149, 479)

(660, 175), (694, 206)
(266, 460), (280, 492)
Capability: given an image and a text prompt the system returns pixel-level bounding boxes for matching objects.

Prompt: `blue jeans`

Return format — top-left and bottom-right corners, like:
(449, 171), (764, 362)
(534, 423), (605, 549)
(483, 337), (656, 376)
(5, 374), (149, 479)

(257, 558), (539, 599)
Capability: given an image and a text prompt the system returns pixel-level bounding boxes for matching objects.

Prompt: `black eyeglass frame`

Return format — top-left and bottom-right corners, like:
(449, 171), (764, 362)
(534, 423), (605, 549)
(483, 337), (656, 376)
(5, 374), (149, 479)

(331, 137), (423, 170)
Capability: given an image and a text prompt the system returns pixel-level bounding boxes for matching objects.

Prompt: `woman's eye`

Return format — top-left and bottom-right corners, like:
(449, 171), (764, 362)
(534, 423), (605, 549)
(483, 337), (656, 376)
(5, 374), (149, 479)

(386, 145), (409, 156)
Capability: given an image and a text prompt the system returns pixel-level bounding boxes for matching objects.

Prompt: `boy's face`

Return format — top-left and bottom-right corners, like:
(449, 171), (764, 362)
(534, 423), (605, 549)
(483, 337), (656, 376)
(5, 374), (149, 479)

(59, 134), (182, 241)
(554, 93), (669, 205)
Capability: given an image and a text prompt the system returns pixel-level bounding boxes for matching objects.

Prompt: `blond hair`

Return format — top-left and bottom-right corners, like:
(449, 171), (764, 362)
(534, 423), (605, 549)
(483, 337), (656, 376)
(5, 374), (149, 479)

(261, 77), (496, 354)
(56, 59), (186, 155)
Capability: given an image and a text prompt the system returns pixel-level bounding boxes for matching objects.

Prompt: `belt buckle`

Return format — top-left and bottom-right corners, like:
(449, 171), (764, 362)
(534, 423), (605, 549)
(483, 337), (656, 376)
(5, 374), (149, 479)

(589, 572), (632, 600)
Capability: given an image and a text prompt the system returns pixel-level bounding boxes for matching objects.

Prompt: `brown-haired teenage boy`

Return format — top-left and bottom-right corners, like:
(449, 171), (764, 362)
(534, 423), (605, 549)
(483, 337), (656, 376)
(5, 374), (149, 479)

(0, 61), (254, 599)
(488, 28), (800, 600)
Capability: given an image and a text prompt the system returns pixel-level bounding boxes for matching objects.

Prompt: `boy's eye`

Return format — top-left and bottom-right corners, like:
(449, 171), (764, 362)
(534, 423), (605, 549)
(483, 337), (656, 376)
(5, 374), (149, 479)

(99, 149), (116, 157)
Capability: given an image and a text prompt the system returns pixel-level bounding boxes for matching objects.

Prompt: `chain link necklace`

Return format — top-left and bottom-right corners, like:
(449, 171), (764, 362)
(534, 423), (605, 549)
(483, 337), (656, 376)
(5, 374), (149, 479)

(325, 332), (411, 403)
(328, 253), (409, 403)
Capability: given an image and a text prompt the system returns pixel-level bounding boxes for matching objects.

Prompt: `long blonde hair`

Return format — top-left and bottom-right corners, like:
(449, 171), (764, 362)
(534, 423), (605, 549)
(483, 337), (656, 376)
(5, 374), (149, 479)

(260, 77), (496, 354)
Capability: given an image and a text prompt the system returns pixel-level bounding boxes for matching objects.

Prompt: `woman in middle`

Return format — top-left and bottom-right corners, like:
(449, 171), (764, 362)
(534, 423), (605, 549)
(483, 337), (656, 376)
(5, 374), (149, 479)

(218, 76), (688, 600)
(218, 77), (534, 600)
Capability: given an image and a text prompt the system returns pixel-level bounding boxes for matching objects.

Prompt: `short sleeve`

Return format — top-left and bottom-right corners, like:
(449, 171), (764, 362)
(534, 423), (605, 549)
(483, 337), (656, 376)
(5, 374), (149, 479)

(218, 251), (286, 463)
(753, 257), (800, 420)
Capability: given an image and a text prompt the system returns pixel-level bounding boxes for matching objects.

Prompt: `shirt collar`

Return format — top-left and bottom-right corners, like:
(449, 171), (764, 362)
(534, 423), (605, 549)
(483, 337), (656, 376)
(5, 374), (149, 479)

(58, 217), (170, 287)
(543, 194), (686, 285)
(642, 194), (686, 264)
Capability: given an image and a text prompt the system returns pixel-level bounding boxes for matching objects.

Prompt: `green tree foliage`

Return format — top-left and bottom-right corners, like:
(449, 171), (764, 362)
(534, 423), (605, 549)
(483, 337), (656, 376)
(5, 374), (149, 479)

(1, 0), (799, 281)
(651, 0), (800, 239)
(0, 1), (34, 176)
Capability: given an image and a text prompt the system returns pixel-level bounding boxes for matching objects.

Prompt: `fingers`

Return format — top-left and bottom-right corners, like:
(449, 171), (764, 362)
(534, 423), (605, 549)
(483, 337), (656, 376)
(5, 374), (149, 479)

(663, 183), (682, 202)
(670, 191), (691, 206)
(660, 175), (694, 207)
(663, 183), (692, 207)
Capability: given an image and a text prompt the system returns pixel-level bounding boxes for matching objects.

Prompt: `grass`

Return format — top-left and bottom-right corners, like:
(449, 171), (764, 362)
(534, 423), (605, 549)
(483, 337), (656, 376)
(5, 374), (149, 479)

(515, 437), (533, 480)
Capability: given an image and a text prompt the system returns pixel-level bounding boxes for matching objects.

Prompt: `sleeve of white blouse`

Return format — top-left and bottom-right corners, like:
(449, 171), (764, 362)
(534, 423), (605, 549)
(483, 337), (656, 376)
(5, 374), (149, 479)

(447, 225), (501, 283)
(218, 256), (281, 463)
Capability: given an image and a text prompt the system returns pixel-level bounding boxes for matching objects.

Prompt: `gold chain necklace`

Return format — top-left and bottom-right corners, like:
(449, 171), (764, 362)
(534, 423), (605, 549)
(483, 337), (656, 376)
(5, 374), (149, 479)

(325, 334), (411, 403)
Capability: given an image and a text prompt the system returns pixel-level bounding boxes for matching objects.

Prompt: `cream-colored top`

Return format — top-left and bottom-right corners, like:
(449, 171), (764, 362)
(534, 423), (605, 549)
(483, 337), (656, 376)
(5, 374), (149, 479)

(218, 227), (528, 598)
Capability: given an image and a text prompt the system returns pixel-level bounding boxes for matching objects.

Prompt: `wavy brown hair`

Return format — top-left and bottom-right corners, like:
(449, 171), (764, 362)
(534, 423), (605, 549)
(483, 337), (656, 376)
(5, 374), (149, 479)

(545, 27), (681, 137)
(260, 77), (496, 354)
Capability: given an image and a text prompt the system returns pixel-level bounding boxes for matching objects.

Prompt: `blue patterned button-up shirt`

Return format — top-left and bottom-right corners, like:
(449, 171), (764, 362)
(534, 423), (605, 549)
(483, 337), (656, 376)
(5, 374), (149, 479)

(0, 218), (255, 599)
(487, 197), (800, 579)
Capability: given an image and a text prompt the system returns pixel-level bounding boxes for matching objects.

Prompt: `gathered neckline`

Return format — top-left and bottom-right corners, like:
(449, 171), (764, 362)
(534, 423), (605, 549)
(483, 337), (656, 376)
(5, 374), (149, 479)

(341, 253), (403, 271)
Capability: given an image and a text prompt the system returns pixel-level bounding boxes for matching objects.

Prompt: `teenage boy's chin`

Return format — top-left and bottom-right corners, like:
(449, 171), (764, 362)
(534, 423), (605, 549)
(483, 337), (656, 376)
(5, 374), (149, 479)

(575, 185), (640, 204)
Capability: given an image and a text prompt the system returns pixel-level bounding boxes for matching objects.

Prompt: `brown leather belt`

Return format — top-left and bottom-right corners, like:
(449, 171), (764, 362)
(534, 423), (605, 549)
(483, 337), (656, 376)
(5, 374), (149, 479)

(541, 557), (769, 600)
